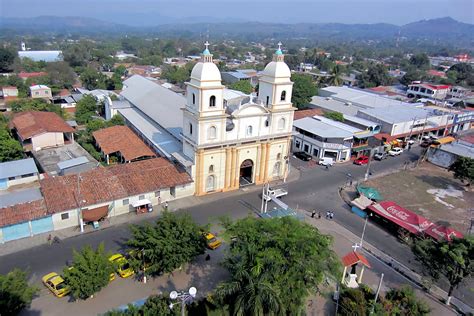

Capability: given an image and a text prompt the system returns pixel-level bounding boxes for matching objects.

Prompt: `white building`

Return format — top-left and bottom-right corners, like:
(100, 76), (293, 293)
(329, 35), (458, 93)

(406, 83), (450, 100)
(182, 42), (295, 195)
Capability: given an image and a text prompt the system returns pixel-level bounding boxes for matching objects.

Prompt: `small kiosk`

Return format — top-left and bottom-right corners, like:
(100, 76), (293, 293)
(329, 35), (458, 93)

(132, 199), (153, 214)
(341, 251), (371, 288)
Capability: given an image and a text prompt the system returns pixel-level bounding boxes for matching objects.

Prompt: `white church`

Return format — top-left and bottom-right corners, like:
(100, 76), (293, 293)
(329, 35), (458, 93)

(106, 42), (296, 196)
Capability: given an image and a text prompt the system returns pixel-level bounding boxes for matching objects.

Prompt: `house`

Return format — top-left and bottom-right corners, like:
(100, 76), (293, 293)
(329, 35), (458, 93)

(92, 125), (156, 164)
(29, 85), (52, 100)
(427, 139), (474, 168)
(40, 158), (193, 232)
(293, 116), (355, 162)
(406, 83), (450, 100)
(10, 111), (74, 152)
(0, 158), (39, 190)
(221, 71), (251, 85)
(1, 86), (18, 99)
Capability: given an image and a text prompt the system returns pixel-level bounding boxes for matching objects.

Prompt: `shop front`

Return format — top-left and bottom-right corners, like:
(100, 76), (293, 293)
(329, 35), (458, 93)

(132, 199), (153, 214)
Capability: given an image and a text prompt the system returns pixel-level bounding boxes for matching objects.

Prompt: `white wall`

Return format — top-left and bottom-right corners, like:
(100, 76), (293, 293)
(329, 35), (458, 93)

(31, 132), (64, 151)
(6, 174), (39, 188)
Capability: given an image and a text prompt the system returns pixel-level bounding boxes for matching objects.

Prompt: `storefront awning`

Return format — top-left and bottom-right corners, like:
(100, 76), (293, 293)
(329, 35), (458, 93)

(357, 185), (383, 201)
(82, 205), (109, 222)
(424, 225), (463, 242)
(367, 201), (434, 235)
(351, 145), (369, 153)
(132, 199), (152, 208)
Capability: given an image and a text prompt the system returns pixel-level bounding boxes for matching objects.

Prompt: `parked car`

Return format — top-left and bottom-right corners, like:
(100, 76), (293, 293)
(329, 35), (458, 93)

(204, 232), (222, 250)
(388, 147), (403, 156)
(407, 139), (415, 145)
(264, 187), (288, 201)
(318, 157), (335, 166)
(293, 151), (312, 161)
(354, 156), (369, 165)
(67, 264), (115, 282)
(42, 272), (70, 298)
(373, 152), (387, 161)
(420, 140), (432, 148)
(109, 254), (134, 278)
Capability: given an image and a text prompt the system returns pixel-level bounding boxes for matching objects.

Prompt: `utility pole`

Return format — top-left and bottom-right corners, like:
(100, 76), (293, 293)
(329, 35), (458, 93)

(370, 273), (384, 314)
(364, 148), (374, 181)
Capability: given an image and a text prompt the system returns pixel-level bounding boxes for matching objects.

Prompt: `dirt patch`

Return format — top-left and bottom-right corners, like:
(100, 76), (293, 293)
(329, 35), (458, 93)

(364, 164), (473, 232)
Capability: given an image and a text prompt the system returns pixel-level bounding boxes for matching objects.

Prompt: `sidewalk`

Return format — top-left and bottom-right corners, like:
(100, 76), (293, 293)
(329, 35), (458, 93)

(0, 168), (301, 257)
(303, 213), (462, 316)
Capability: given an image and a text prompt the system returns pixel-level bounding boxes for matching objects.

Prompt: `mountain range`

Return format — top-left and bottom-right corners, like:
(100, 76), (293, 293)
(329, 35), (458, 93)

(1, 16), (473, 48)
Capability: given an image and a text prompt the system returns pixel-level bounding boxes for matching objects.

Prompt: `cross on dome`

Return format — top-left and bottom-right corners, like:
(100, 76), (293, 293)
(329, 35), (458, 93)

(203, 41), (211, 55)
(275, 42), (283, 55)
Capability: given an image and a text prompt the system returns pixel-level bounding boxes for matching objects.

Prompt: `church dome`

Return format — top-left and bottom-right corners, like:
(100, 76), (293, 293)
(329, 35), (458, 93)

(262, 61), (291, 79)
(190, 62), (221, 82)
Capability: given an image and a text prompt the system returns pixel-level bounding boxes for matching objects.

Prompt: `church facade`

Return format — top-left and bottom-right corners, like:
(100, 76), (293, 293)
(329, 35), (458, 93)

(182, 43), (295, 196)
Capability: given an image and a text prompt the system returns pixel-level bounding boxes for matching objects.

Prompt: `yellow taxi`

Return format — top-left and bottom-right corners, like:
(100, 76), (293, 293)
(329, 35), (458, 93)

(109, 254), (134, 278)
(204, 232), (222, 250)
(42, 272), (70, 298)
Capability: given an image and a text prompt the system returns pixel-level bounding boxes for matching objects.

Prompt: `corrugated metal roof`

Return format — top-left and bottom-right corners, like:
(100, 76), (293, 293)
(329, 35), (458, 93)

(439, 142), (474, 159)
(357, 106), (435, 124)
(0, 188), (42, 208)
(57, 156), (89, 170)
(121, 75), (185, 140)
(0, 158), (38, 179)
(343, 114), (379, 127)
(293, 117), (354, 139)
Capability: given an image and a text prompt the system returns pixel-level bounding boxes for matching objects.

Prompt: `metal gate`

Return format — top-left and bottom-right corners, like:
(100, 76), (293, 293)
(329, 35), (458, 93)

(31, 216), (53, 235)
(2, 222), (30, 242)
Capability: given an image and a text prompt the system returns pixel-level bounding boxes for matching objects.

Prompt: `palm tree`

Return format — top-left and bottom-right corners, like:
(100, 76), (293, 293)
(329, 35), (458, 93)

(328, 64), (343, 86)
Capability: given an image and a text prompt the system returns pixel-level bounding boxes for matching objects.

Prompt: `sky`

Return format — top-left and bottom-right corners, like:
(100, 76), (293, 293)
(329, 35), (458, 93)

(1, 0), (473, 26)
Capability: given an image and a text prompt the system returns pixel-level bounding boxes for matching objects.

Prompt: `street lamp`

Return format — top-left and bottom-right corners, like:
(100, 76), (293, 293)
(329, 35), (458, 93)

(169, 287), (197, 316)
(360, 212), (372, 248)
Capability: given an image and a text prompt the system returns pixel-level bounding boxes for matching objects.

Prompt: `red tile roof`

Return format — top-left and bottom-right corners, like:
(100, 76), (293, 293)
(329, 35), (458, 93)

(341, 251), (371, 268)
(10, 111), (74, 140)
(40, 158), (192, 213)
(294, 108), (324, 120)
(0, 199), (49, 227)
(93, 125), (156, 162)
(427, 70), (447, 78)
(18, 72), (48, 79)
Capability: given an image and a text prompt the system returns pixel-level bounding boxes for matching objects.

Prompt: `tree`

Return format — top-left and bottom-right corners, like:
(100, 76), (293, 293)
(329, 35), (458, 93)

(0, 269), (38, 315)
(412, 237), (474, 304)
(229, 80), (253, 94)
(75, 94), (98, 124)
(215, 216), (340, 315)
(449, 157), (474, 186)
(327, 64), (343, 86)
(63, 243), (114, 300)
(105, 295), (178, 315)
(409, 53), (430, 70)
(324, 111), (344, 122)
(46, 62), (76, 89)
(127, 211), (207, 276)
(161, 62), (195, 85)
(0, 48), (16, 72)
(447, 63), (473, 85)
(9, 98), (64, 116)
(0, 130), (24, 162)
(291, 73), (318, 109)
(80, 67), (108, 90)
(358, 64), (392, 88)
(384, 286), (430, 316)
(400, 70), (423, 86)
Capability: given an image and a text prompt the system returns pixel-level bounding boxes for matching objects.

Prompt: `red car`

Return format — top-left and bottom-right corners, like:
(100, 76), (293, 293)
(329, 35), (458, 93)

(354, 156), (369, 165)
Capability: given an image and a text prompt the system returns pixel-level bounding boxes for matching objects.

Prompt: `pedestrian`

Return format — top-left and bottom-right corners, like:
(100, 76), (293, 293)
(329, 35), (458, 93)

(47, 234), (52, 245)
(330, 211), (334, 220)
(205, 254), (211, 261)
(326, 210), (330, 219)
(318, 212), (322, 219)
(158, 196), (161, 205)
(350, 179), (353, 186)
(325, 164), (329, 170)
(164, 201), (168, 210)
(311, 210), (316, 218)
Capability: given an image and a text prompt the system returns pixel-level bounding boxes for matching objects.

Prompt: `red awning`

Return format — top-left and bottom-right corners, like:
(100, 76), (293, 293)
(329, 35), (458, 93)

(368, 201), (434, 235)
(424, 225), (464, 242)
(82, 205), (109, 222)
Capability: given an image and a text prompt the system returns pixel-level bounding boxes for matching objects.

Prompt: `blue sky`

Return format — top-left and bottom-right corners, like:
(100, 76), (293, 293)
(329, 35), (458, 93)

(1, 0), (473, 25)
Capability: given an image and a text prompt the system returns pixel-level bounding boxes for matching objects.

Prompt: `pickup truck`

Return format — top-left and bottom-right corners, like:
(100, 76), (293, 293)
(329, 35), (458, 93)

(263, 187), (288, 201)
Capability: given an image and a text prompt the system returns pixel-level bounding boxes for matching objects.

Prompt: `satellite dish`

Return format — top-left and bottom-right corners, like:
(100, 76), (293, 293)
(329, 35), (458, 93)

(189, 287), (197, 297)
(170, 291), (178, 300)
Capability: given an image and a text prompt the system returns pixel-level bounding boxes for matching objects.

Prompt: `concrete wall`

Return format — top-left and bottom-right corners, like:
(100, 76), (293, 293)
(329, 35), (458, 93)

(5, 174), (39, 188)
(31, 132), (64, 151)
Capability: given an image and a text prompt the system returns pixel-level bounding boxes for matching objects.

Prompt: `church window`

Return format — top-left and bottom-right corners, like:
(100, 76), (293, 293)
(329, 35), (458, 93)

(192, 93), (196, 105)
(206, 175), (216, 192)
(189, 123), (193, 135)
(273, 162), (281, 176)
(280, 91), (286, 101)
(278, 118), (286, 130)
(209, 165), (214, 173)
(265, 119), (269, 127)
(209, 95), (216, 107)
(246, 125), (253, 136)
(208, 126), (217, 139)
(266, 96), (269, 105)
(277, 153), (282, 160)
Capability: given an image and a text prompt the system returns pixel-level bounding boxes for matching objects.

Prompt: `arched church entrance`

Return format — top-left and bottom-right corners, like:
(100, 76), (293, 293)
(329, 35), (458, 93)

(239, 159), (254, 186)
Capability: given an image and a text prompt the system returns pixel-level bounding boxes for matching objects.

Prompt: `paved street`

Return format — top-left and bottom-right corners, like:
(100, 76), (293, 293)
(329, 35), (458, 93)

(1, 146), (472, 313)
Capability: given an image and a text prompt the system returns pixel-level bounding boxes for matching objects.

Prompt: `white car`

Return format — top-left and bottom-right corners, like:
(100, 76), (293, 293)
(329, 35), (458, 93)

(319, 157), (335, 166)
(388, 147), (403, 156)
